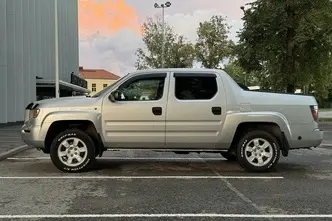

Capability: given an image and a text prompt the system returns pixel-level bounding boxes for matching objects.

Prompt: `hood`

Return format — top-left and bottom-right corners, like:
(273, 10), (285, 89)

(34, 96), (101, 109)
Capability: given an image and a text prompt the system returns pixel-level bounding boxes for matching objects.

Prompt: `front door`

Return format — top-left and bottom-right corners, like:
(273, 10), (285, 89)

(165, 72), (226, 149)
(101, 72), (169, 148)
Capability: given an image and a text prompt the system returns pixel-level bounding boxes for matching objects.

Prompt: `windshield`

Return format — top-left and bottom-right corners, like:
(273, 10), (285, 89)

(91, 74), (129, 98)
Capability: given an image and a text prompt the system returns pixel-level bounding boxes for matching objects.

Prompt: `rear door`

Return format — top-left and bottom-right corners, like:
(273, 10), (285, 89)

(165, 72), (226, 149)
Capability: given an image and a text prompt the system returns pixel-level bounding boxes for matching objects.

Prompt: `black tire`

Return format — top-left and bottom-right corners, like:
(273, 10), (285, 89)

(220, 152), (237, 161)
(237, 130), (280, 172)
(50, 129), (96, 173)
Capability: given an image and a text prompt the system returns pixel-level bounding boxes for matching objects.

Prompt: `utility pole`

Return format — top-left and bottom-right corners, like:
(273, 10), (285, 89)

(154, 2), (171, 68)
(240, 6), (248, 86)
(54, 0), (60, 98)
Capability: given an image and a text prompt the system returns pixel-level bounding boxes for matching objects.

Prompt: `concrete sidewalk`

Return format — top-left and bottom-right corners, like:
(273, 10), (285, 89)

(319, 111), (332, 120)
(0, 125), (29, 160)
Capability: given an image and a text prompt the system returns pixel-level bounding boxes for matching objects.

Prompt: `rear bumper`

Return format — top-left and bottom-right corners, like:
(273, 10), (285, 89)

(21, 123), (44, 148)
(289, 128), (324, 149)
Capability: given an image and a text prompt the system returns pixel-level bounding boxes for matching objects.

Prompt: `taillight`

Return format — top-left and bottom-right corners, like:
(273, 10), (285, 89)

(310, 105), (318, 122)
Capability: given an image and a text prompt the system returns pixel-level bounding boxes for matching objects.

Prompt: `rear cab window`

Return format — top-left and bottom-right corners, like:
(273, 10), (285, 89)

(174, 73), (218, 100)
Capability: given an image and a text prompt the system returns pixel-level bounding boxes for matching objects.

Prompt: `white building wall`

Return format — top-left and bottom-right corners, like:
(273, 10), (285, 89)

(0, 0), (79, 124)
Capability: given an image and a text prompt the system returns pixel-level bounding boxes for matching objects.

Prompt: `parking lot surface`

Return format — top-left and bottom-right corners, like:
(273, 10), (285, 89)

(0, 125), (24, 153)
(0, 124), (332, 220)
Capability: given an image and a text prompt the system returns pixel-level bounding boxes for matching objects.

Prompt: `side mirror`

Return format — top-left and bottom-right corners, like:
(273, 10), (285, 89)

(109, 90), (120, 102)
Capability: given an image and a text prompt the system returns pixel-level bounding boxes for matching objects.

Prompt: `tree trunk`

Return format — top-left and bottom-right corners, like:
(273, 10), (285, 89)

(285, 0), (296, 93)
(287, 84), (295, 93)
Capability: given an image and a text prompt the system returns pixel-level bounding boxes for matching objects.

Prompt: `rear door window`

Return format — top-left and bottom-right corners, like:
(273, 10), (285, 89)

(174, 74), (218, 100)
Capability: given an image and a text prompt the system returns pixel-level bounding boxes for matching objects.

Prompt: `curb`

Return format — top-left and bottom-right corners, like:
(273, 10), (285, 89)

(319, 117), (332, 122)
(0, 145), (31, 161)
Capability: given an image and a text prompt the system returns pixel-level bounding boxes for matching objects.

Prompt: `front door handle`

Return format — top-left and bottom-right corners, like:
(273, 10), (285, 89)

(212, 107), (221, 115)
(152, 107), (162, 115)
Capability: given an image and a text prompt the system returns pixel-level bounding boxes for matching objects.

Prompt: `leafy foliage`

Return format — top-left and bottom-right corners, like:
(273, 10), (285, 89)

(134, 4), (332, 100)
(135, 16), (195, 69)
(223, 58), (260, 87)
(195, 15), (234, 69)
(236, 0), (332, 96)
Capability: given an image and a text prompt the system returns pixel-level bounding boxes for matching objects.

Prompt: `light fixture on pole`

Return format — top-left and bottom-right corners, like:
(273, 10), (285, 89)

(154, 2), (171, 68)
(54, 0), (60, 98)
(240, 6), (245, 17)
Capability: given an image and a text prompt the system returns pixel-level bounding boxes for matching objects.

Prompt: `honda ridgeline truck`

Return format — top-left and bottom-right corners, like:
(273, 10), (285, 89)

(21, 68), (323, 172)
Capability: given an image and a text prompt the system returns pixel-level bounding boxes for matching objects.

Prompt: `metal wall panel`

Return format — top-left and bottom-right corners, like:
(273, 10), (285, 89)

(29, 0), (37, 111)
(14, 0), (24, 121)
(0, 0), (79, 124)
(0, 0), (8, 123)
(6, 0), (16, 123)
(22, 0), (31, 118)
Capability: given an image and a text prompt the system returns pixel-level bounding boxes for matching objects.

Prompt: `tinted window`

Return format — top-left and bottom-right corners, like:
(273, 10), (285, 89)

(117, 77), (165, 101)
(175, 76), (217, 100)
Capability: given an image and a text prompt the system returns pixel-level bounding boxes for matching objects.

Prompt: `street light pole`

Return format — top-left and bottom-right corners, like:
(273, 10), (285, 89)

(161, 6), (165, 68)
(240, 6), (247, 86)
(54, 0), (60, 98)
(154, 2), (171, 68)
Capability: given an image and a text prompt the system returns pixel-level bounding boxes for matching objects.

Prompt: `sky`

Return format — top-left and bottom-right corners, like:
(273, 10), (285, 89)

(78, 0), (252, 76)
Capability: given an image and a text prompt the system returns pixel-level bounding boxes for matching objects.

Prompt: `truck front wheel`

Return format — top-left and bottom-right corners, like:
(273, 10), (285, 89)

(50, 129), (96, 173)
(237, 130), (280, 172)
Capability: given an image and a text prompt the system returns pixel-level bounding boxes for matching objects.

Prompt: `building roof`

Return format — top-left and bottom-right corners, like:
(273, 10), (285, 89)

(79, 66), (120, 80)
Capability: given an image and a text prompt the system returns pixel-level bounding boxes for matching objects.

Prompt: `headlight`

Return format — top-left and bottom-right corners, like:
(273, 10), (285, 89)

(30, 108), (40, 119)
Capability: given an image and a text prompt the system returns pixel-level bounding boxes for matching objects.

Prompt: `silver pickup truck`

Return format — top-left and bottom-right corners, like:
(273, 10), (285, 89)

(21, 68), (323, 173)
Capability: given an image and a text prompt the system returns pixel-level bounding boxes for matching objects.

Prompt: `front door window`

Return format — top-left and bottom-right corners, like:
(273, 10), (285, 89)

(116, 77), (165, 101)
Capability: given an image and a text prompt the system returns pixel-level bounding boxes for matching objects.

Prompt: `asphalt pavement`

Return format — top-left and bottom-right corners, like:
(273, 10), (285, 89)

(0, 124), (332, 220)
(0, 125), (25, 153)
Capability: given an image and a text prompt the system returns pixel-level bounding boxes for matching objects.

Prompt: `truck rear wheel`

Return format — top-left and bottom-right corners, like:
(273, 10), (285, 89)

(237, 130), (280, 172)
(50, 129), (96, 173)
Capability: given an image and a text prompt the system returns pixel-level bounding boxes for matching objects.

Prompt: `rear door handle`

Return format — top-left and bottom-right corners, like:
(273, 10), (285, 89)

(152, 107), (162, 116)
(212, 107), (221, 115)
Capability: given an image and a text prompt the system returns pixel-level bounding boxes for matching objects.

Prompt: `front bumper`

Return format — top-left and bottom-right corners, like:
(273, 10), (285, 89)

(21, 123), (44, 148)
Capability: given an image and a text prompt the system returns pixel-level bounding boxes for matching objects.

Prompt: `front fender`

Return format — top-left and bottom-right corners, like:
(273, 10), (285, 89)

(220, 111), (292, 144)
(39, 111), (103, 141)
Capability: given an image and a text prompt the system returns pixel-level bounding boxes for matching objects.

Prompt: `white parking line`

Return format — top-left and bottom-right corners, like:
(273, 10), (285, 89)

(7, 157), (223, 161)
(0, 213), (331, 219)
(6, 157), (50, 160)
(321, 143), (332, 146)
(0, 175), (284, 179)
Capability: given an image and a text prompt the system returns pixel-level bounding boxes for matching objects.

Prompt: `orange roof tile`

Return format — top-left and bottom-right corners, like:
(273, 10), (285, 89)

(79, 67), (120, 80)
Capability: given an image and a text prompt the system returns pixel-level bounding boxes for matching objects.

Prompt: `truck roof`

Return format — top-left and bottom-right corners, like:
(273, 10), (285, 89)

(130, 68), (225, 75)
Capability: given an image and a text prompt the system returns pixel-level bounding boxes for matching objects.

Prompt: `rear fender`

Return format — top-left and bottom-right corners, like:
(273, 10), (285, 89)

(220, 111), (292, 145)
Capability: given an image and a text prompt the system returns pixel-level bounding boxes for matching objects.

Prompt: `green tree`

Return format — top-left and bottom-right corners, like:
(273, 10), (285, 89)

(195, 15), (234, 69)
(224, 58), (260, 87)
(236, 0), (332, 96)
(135, 16), (195, 69)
